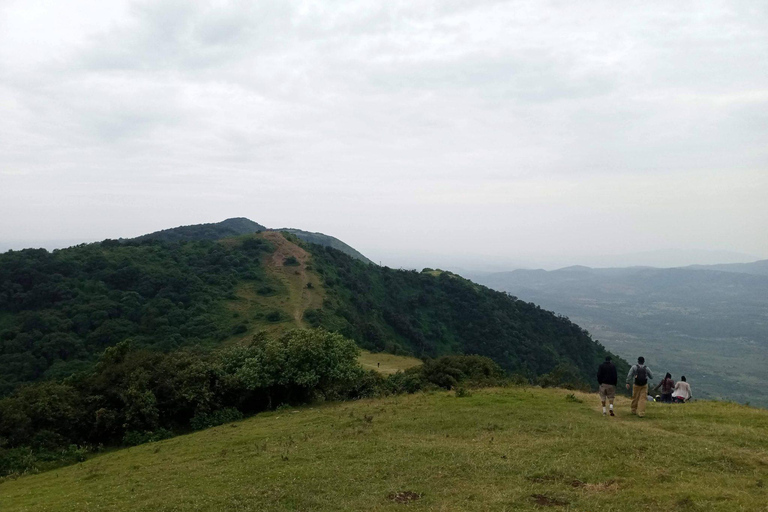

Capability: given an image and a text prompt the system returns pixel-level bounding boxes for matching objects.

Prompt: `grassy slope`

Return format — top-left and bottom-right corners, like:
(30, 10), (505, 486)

(3, 388), (767, 512)
(222, 232), (325, 341)
(358, 350), (423, 375)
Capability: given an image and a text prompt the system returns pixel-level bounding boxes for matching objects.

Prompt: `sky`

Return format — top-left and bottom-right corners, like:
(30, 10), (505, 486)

(1, 0), (767, 270)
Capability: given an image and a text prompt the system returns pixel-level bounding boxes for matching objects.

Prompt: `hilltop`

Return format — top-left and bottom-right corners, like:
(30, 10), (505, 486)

(130, 217), (373, 264)
(2, 386), (766, 511)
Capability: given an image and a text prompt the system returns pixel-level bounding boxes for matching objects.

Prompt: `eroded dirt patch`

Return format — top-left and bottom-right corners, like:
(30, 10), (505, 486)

(388, 491), (422, 504)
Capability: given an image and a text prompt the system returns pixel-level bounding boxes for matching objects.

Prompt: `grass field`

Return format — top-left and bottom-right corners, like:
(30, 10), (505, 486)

(358, 350), (423, 375)
(2, 387), (767, 512)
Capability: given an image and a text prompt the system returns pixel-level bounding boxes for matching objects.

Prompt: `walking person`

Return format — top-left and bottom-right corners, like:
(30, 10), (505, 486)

(596, 356), (617, 416)
(672, 376), (692, 403)
(653, 373), (675, 403)
(626, 357), (653, 417)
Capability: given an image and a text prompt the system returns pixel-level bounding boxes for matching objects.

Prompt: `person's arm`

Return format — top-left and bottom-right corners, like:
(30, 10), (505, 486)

(646, 367), (653, 381)
(626, 365), (635, 389)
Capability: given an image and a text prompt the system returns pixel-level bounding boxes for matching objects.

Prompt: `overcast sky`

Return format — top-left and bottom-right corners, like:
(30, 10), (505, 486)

(1, 0), (767, 270)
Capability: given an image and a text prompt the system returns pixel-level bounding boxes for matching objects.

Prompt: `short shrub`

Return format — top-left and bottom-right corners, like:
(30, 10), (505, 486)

(455, 386), (472, 398)
(284, 256), (300, 266)
(266, 311), (282, 322)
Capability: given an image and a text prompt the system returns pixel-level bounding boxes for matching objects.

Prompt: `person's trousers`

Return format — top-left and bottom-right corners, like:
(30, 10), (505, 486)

(631, 384), (648, 417)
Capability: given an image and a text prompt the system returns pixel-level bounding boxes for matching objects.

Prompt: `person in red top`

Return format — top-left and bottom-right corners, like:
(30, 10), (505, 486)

(653, 373), (675, 403)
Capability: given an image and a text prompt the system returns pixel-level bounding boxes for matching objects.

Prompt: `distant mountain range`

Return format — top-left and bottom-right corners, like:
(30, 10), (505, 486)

(468, 260), (768, 406)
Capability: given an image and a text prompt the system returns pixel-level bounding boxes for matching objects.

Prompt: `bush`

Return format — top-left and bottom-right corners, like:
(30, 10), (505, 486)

(420, 355), (505, 390)
(455, 386), (472, 398)
(284, 256), (300, 266)
(538, 363), (589, 391)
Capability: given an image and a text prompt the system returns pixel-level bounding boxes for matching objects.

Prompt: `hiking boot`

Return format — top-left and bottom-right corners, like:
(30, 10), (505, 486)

(609, 410), (615, 416)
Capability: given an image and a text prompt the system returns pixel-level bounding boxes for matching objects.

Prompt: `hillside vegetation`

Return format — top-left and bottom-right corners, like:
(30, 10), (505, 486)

(0, 231), (623, 396)
(2, 387), (766, 511)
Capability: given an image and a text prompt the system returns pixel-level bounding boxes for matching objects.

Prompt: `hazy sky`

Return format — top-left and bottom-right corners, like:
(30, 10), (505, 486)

(2, 0), (767, 269)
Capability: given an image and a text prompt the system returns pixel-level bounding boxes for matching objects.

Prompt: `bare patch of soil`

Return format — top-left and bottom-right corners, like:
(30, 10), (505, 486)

(388, 491), (422, 504)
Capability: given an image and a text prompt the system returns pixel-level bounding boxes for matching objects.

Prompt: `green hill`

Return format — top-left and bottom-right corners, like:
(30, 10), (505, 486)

(131, 218), (267, 243)
(130, 218), (374, 264)
(0, 231), (622, 395)
(2, 387), (766, 511)
(277, 228), (375, 264)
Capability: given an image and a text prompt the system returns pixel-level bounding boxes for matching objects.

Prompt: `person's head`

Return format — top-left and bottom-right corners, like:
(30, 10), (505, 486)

(665, 372), (671, 379)
(638, 356), (645, 365)
(681, 376), (686, 382)
(605, 356), (612, 362)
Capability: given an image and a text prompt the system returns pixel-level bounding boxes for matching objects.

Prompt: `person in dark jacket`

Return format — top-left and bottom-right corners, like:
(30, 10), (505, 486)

(596, 356), (618, 416)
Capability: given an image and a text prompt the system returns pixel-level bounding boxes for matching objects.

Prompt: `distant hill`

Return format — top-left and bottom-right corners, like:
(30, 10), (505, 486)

(131, 218), (374, 264)
(470, 263), (768, 406)
(131, 217), (266, 242)
(685, 259), (768, 276)
(276, 228), (375, 265)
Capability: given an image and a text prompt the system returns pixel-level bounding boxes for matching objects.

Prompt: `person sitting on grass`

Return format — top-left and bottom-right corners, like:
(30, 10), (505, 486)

(596, 356), (617, 416)
(672, 376), (692, 403)
(653, 373), (675, 403)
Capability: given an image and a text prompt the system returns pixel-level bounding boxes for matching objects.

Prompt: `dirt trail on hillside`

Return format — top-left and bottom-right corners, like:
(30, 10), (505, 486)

(262, 231), (318, 324)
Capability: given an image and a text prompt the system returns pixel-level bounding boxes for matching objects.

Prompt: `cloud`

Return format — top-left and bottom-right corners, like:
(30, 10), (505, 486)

(0, 0), (766, 266)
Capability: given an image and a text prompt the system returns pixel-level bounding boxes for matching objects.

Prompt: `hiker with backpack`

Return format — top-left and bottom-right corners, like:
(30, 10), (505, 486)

(596, 356), (618, 416)
(626, 356), (653, 417)
(653, 373), (675, 403)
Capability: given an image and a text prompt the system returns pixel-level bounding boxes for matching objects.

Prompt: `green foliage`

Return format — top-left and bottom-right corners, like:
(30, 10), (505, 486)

(0, 236), (274, 395)
(455, 386), (472, 398)
(283, 256), (300, 266)
(0, 328), (371, 475)
(310, 245), (626, 385)
(132, 218), (266, 243)
(538, 363), (590, 391)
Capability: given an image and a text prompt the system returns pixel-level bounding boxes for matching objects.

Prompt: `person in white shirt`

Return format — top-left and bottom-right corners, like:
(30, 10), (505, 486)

(672, 376), (692, 403)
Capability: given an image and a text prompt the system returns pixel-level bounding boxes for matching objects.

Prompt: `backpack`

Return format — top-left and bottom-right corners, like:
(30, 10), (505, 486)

(635, 366), (648, 386)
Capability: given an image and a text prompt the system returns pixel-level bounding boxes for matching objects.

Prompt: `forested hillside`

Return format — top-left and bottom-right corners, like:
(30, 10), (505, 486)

(0, 237), (275, 394)
(0, 230), (622, 397)
(310, 247), (621, 383)
(131, 217), (266, 243)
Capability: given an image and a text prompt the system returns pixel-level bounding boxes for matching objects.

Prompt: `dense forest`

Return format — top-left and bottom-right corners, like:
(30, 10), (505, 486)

(0, 237), (274, 394)
(0, 230), (625, 397)
(310, 246), (624, 384)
